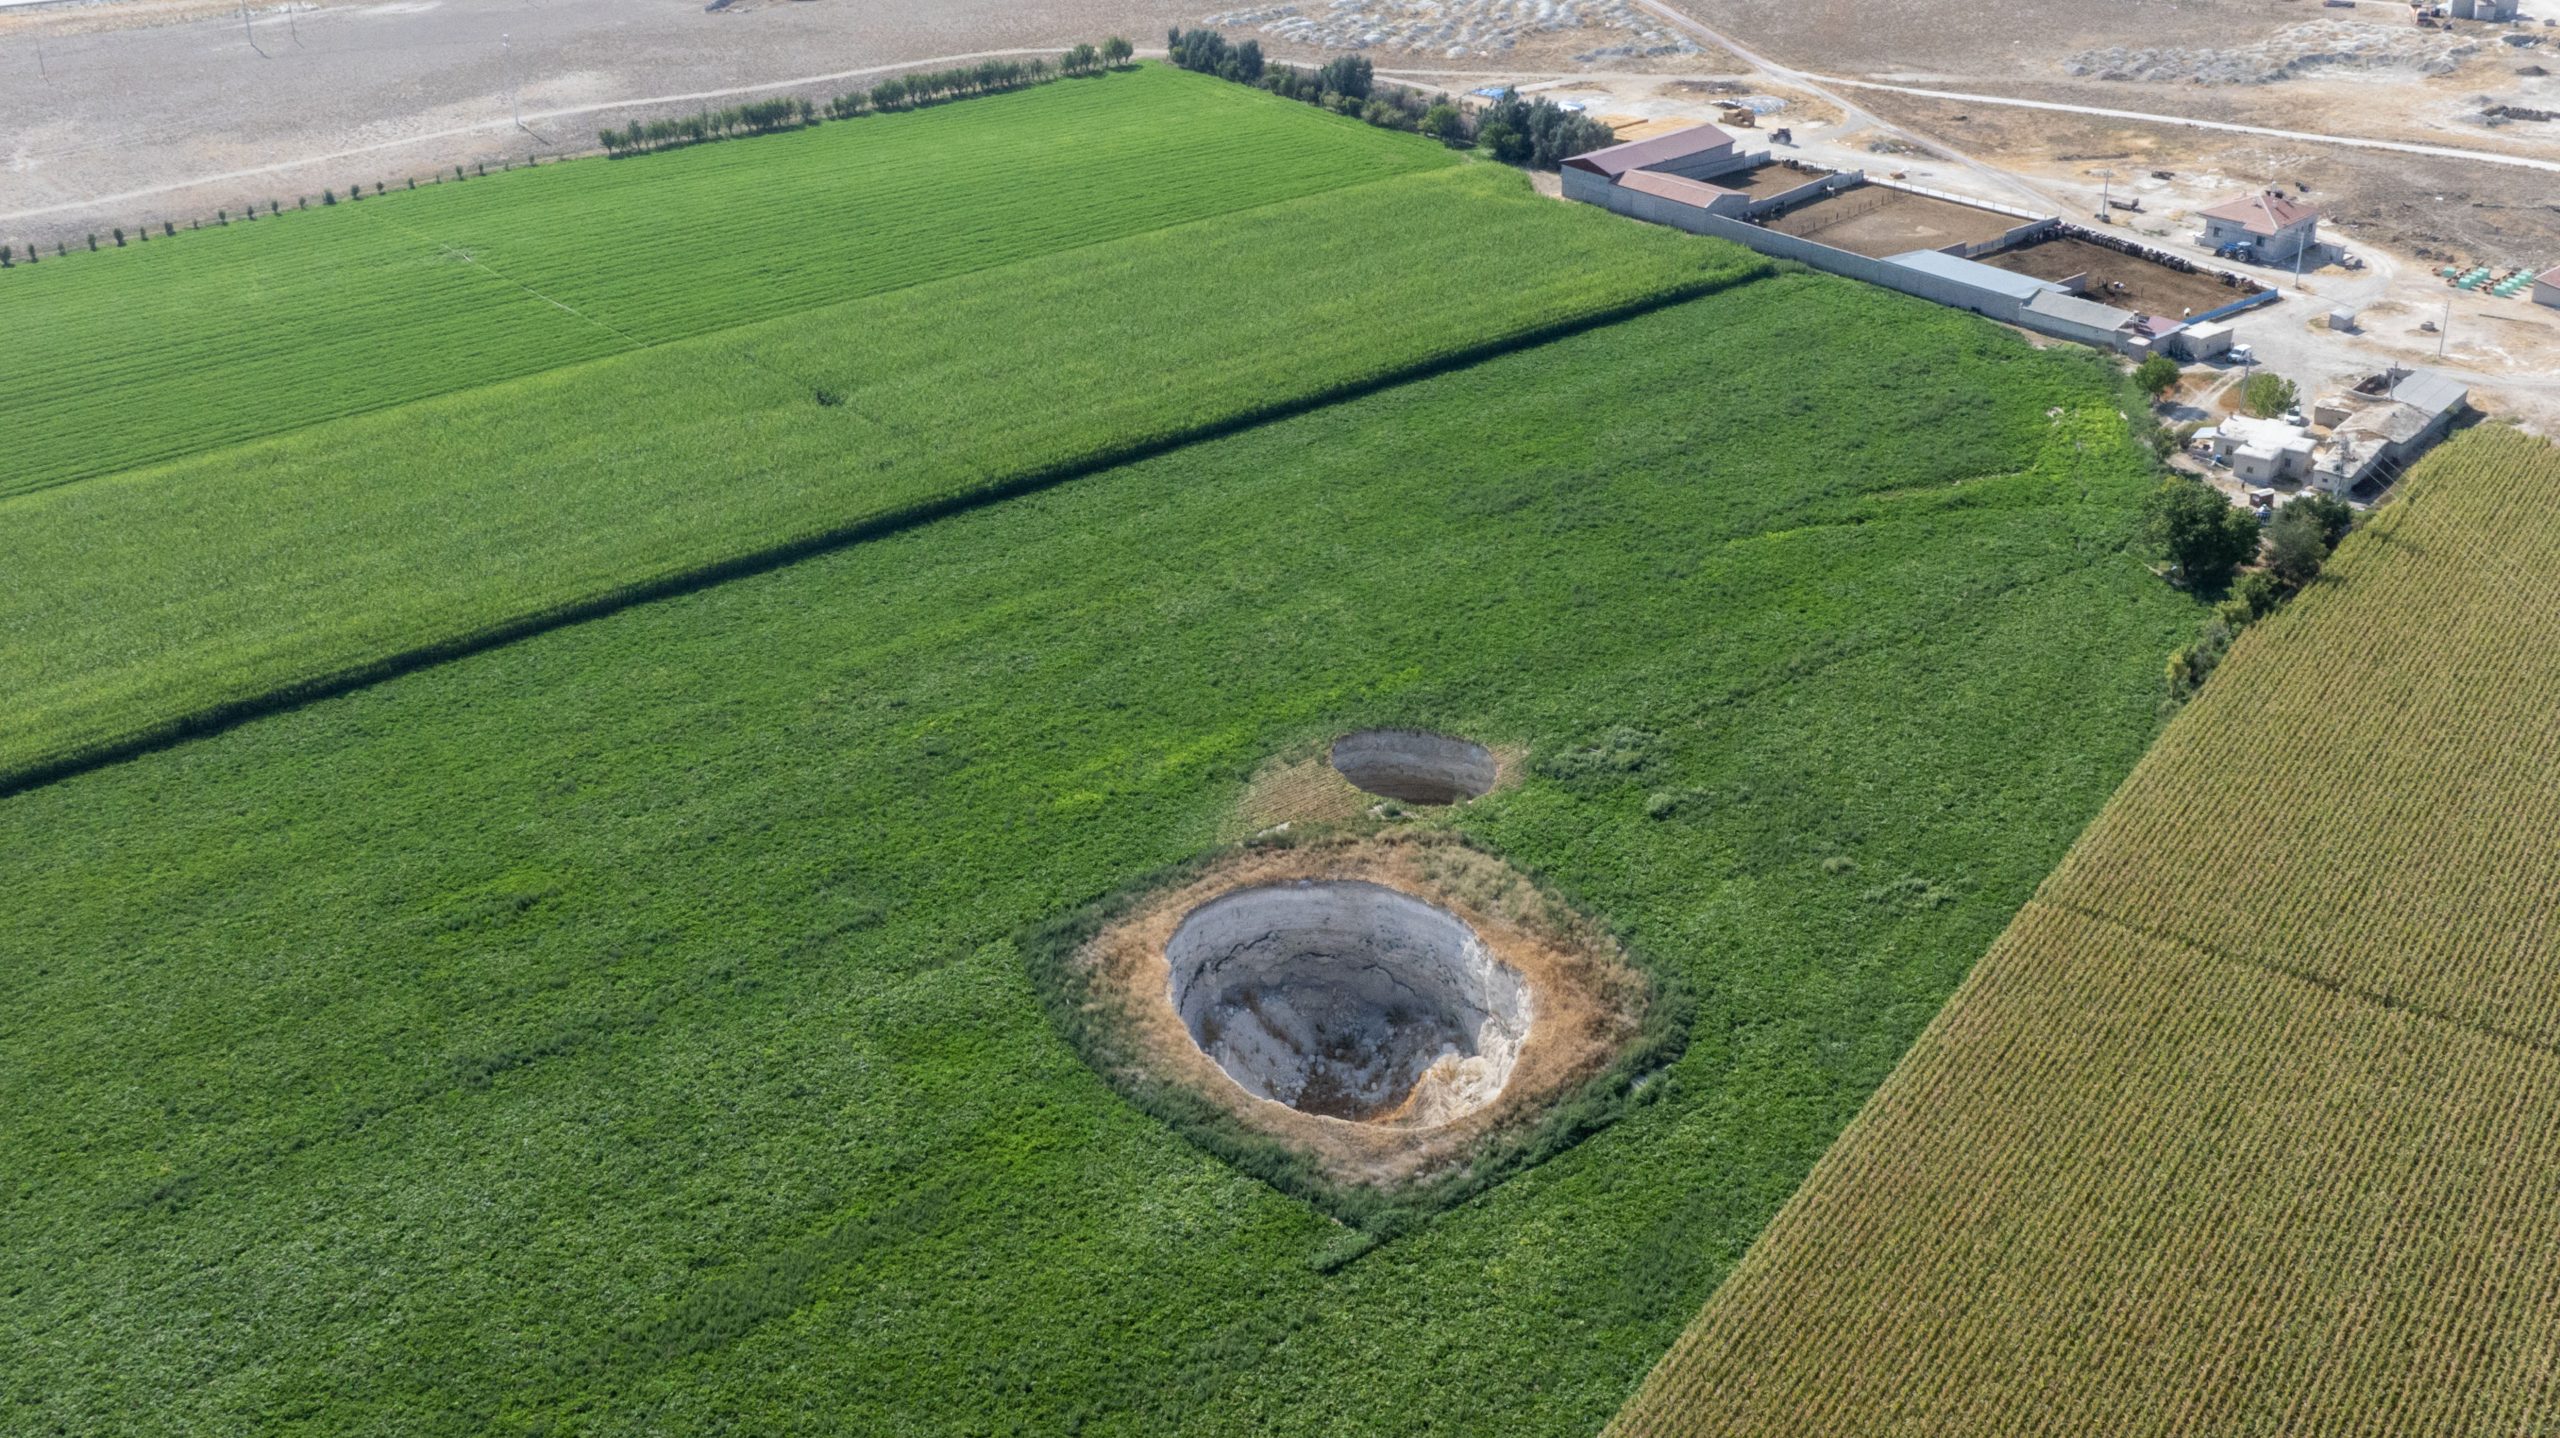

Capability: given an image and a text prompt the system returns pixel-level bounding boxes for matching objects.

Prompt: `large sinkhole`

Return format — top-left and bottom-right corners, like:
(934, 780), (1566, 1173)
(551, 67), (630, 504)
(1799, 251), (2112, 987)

(1167, 880), (1530, 1125)
(1329, 729), (1496, 806)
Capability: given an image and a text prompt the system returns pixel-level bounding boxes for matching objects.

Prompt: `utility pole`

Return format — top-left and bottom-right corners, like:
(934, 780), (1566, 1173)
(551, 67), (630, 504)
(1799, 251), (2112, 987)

(287, 0), (301, 48)
(241, 1), (269, 58)
(2096, 168), (2113, 222)
(35, 36), (45, 81)
(2439, 296), (2452, 359)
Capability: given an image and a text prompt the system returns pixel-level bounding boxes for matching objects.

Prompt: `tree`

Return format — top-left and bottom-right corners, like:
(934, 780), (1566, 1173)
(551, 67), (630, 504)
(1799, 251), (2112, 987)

(2133, 354), (2180, 398)
(1063, 42), (1100, 75)
(2264, 504), (2329, 587)
(2143, 477), (2260, 591)
(1231, 39), (1264, 81)
(1421, 100), (1467, 144)
(1316, 54), (1373, 100)
(1102, 35), (1133, 66)
(2242, 371), (2298, 418)
(2293, 491), (2355, 549)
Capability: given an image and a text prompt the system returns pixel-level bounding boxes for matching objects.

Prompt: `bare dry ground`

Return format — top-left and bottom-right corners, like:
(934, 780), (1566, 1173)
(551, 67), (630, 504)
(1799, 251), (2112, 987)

(1756, 183), (2019, 256)
(1978, 234), (2259, 317)
(0, 0), (1203, 244)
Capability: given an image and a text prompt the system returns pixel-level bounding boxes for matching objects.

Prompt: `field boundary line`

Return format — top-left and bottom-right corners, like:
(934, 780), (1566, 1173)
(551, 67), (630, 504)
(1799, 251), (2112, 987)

(0, 271), (1761, 801)
(2040, 894), (2560, 1065)
(349, 204), (648, 350)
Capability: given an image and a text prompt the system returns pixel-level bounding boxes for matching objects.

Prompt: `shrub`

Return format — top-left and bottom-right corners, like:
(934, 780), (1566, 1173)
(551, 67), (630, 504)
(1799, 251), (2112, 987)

(112, 227), (125, 246)
(2294, 491), (2355, 549)
(1421, 101), (1467, 144)
(1102, 35), (1133, 66)
(2230, 569), (2284, 620)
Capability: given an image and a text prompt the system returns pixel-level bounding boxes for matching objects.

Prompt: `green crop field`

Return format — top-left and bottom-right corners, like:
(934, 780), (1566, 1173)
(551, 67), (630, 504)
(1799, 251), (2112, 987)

(1610, 425), (2560, 1437)
(0, 65), (1449, 497)
(0, 163), (1746, 792)
(0, 265), (2202, 1434)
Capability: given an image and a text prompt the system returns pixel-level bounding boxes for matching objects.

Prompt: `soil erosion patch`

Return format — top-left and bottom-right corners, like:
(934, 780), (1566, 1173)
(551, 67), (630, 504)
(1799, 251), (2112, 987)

(1064, 832), (1654, 1195)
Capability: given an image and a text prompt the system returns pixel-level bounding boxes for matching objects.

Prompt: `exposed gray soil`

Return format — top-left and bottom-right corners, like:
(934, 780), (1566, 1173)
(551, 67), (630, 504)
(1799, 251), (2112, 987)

(1329, 729), (1497, 806)
(2064, 21), (2479, 86)
(1168, 880), (1527, 1124)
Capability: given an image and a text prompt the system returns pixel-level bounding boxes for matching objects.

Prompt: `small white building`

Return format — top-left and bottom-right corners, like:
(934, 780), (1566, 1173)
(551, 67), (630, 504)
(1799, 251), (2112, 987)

(2535, 265), (2560, 310)
(2198, 190), (2320, 265)
(2451, 0), (2520, 20)
(2210, 414), (2318, 485)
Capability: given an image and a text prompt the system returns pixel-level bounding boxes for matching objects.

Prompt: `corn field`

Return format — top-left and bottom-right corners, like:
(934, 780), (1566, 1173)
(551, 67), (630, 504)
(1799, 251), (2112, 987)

(1610, 423), (2560, 1436)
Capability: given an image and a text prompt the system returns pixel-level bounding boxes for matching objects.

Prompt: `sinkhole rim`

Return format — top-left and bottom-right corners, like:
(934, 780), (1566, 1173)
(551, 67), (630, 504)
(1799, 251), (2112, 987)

(1328, 728), (1498, 806)
(1164, 879), (1531, 1126)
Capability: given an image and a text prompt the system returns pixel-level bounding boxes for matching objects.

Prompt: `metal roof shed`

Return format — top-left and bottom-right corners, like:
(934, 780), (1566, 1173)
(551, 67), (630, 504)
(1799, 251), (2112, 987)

(1562, 124), (1739, 180)
(1883, 250), (2057, 304)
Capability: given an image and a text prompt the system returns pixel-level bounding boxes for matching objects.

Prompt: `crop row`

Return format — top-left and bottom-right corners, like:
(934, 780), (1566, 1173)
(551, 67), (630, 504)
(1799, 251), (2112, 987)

(1609, 424), (2560, 1436)
(0, 64), (1447, 496)
(1612, 897), (2560, 1437)
(0, 164), (1756, 792)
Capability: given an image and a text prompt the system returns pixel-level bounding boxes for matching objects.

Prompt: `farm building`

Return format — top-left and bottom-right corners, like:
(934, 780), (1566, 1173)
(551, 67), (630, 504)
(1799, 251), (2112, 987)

(2206, 415), (2318, 486)
(1561, 124), (1762, 217)
(2311, 366), (2469, 496)
(2198, 190), (2320, 264)
(2451, 0), (2520, 19)
(2535, 265), (2560, 309)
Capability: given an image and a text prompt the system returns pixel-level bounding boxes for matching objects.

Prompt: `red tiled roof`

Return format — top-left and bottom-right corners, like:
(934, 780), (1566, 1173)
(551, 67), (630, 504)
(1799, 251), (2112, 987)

(2541, 265), (2560, 286)
(1615, 169), (1738, 206)
(2199, 190), (2318, 236)
(1563, 123), (1737, 178)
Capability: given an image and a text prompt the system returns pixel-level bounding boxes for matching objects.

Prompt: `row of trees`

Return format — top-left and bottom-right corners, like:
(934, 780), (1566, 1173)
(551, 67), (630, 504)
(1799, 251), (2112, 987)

(604, 40), (1138, 156)
(1165, 28), (1614, 167)
(600, 97), (818, 157)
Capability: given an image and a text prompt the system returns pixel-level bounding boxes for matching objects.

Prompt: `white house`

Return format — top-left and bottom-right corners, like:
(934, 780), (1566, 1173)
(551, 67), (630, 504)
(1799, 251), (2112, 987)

(2198, 190), (2320, 265)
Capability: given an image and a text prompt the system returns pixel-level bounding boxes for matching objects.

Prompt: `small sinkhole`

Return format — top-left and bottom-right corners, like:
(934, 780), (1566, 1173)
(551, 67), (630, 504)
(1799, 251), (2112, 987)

(1166, 881), (1530, 1124)
(1329, 729), (1496, 806)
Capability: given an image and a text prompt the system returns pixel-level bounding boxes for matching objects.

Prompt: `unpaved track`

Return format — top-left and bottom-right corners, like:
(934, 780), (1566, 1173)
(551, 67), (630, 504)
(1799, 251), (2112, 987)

(1809, 75), (2560, 177)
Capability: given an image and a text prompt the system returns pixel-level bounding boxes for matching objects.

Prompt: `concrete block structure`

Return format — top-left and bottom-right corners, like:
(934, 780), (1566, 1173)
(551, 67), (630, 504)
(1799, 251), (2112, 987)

(2451, 0), (2520, 20)
(2311, 367), (2469, 496)
(2199, 190), (2320, 265)
(2536, 265), (2560, 310)
(2209, 416), (2317, 486)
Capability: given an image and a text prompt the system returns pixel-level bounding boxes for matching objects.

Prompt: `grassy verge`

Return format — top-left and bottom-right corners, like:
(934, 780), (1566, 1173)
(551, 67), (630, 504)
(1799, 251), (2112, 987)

(0, 275), (2200, 1435)
(0, 64), (1450, 496)
(0, 164), (1755, 793)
